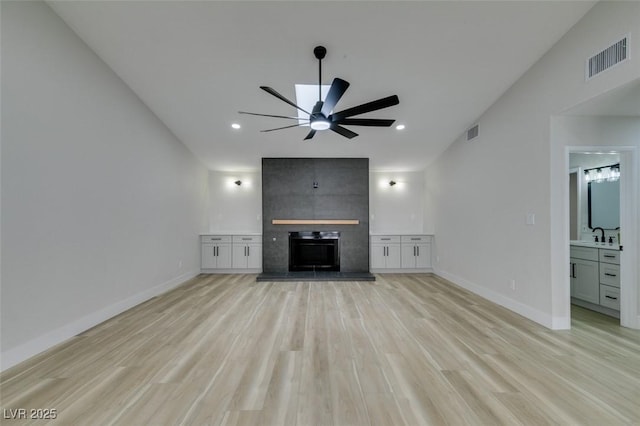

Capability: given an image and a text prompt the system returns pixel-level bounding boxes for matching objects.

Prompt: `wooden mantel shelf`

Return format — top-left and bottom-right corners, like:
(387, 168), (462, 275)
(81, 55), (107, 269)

(272, 219), (359, 225)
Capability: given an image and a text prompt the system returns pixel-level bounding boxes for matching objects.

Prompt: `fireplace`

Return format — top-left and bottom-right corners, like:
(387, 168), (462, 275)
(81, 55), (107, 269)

(289, 231), (340, 271)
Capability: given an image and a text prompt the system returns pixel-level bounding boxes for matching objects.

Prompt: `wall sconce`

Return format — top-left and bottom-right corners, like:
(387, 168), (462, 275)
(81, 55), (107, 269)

(234, 180), (242, 186)
(389, 180), (397, 186)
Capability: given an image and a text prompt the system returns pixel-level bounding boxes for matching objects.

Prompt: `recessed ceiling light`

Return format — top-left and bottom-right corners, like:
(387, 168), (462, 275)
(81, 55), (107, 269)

(231, 123), (241, 129)
(396, 124), (405, 130)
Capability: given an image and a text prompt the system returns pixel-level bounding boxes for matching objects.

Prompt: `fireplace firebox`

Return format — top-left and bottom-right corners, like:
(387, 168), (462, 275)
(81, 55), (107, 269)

(289, 231), (340, 271)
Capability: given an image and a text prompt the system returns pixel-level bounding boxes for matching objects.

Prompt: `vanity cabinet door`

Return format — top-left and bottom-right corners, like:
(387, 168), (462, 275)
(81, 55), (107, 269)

(570, 257), (599, 304)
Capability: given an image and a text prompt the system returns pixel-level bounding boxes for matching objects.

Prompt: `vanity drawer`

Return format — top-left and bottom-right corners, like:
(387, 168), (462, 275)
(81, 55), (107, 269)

(570, 246), (598, 262)
(371, 235), (401, 244)
(600, 263), (620, 287)
(599, 285), (620, 310)
(201, 235), (232, 243)
(599, 249), (620, 265)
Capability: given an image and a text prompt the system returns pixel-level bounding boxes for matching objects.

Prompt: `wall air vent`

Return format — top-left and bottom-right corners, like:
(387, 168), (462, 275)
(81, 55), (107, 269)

(586, 36), (628, 80)
(467, 124), (479, 141)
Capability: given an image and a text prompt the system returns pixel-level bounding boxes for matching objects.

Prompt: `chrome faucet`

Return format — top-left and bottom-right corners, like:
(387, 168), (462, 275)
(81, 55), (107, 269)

(592, 227), (605, 243)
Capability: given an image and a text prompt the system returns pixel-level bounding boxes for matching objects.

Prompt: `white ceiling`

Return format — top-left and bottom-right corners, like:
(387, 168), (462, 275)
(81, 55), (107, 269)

(48, 1), (595, 172)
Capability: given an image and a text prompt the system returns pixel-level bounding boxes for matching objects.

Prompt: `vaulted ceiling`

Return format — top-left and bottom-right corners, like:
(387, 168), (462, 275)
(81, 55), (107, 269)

(48, 1), (595, 171)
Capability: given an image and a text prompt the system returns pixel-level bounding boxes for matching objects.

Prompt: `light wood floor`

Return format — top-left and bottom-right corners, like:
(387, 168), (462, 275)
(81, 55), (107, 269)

(1, 274), (639, 425)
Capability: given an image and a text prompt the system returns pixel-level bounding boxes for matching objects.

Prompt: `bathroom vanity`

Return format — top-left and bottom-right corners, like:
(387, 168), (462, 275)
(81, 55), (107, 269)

(570, 241), (620, 317)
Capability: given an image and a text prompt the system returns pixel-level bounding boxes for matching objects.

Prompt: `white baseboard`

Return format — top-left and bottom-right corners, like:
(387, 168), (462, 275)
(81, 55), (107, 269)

(370, 268), (434, 274)
(0, 269), (199, 372)
(435, 269), (559, 329)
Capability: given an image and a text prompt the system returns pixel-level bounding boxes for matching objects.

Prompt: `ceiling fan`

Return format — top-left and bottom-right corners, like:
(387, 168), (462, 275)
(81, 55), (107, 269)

(239, 46), (400, 140)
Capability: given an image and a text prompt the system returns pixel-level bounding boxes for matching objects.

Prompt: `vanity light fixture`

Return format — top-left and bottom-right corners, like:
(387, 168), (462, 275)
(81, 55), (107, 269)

(389, 180), (397, 186)
(583, 163), (620, 183)
(234, 180), (242, 186)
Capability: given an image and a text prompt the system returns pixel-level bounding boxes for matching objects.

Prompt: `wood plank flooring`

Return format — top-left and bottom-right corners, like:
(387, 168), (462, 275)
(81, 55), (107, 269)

(1, 273), (639, 425)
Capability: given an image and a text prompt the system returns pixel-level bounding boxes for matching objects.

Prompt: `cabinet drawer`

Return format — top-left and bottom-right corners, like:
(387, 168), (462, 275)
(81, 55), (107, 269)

(599, 263), (620, 287)
(233, 235), (262, 243)
(371, 235), (400, 244)
(599, 249), (620, 265)
(570, 246), (598, 261)
(400, 235), (432, 243)
(201, 235), (232, 243)
(599, 285), (620, 310)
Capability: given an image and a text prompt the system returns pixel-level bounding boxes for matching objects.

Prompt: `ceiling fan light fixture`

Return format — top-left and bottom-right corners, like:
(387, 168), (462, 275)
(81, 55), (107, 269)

(310, 119), (331, 131)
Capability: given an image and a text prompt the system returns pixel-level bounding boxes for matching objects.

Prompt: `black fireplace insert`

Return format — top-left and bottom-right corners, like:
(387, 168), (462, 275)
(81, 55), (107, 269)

(289, 231), (340, 271)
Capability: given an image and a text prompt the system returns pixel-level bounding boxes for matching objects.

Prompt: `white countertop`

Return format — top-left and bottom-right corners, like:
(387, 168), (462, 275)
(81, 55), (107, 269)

(570, 240), (620, 251)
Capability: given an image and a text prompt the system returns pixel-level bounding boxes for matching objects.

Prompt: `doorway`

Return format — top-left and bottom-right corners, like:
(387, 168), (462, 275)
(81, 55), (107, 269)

(568, 152), (622, 321)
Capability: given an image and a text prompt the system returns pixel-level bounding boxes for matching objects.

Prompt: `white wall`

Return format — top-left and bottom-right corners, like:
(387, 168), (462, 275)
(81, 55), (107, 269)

(427, 1), (640, 328)
(208, 171), (261, 234)
(369, 171), (426, 234)
(1, 1), (209, 370)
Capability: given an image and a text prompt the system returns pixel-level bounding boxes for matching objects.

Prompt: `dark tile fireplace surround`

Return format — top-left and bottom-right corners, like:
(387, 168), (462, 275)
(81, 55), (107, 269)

(257, 158), (375, 281)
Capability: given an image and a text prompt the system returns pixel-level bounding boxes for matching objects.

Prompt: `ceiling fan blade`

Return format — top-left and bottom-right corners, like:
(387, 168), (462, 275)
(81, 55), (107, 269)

(330, 124), (358, 139)
(260, 123), (306, 132)
(239, 111), (308, 120)
(331, 95), (399, 121)
(304, 130), (316, 140)
(336, 118), (395, 127)
(321, 78), (350, 117)
(260, 86), (311, 115)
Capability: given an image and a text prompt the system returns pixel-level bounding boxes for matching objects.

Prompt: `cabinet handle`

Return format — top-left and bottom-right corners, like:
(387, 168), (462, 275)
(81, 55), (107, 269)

(411, 238), (420, 241)
(417, 246), (420, 257)
(242, 238), (251, 241)
(381, 238), (391, 241)
(413, 246), (416, 256)
(247, 246), (250, 257)
(571, 263), (576, 278)
(605, 295), (618, 300)
(604, 273), (617, 277)
(603, 254), (616, 258)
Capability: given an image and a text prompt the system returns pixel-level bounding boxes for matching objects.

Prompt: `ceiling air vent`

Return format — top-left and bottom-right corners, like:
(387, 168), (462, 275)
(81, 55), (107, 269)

(467, 124), (479, 141)
(586, 36), (628, 80)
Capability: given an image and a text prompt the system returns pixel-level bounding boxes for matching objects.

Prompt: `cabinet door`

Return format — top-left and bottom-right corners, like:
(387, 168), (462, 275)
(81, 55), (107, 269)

(247, 243), (262, 269)
(572, 258), (599, 304)
(202, 244), (216, 269)
(415, 243), (432, 268)
(216, 244), (232, 269)
(232, 245), (247, 269)
(371, 245), (387, 269)
(401, 244), (416, 268)
(386, 245), (401, 268)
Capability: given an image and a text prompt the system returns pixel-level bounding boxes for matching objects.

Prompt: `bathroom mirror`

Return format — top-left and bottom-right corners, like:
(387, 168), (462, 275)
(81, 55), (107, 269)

(588, 180), (620, 229)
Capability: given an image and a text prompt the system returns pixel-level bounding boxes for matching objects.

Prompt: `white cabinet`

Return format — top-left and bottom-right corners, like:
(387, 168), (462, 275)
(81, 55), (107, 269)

(232, 235), (262, 270)
(370, 236), (401, 269)
(371, 235), (433, 272)
(570, 245), (621, 313)
(400, 235), (432, 269)
(570, 257), (600, 304)
(598, 248), (620, 311)
(201, 235), (232, 270)
(201, 234), (261, 272)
